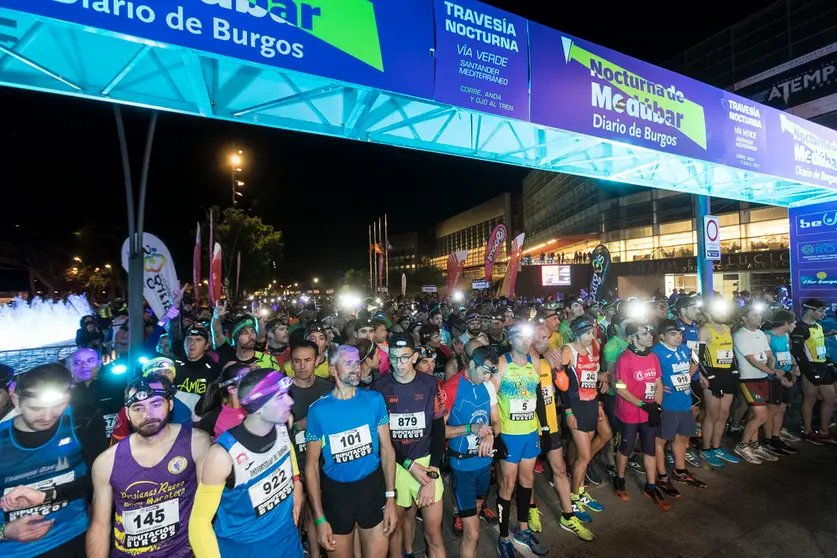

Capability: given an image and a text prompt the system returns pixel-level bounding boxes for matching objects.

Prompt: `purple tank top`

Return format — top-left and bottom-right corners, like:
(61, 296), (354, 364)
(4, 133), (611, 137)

(110, 424), (196, 557)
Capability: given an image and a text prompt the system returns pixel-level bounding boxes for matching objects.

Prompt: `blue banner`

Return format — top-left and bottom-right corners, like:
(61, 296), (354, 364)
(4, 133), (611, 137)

(0, 0), (435, 99)
(790, 200), (837, 314)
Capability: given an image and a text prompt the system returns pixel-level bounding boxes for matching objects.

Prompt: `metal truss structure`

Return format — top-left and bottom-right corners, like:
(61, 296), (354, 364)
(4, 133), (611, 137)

(1, 8), (835, 208)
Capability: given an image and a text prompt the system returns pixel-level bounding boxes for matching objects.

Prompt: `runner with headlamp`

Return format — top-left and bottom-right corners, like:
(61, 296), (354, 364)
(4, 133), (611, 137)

(190, 368), (303, 558)
(87, 374), (211, 558)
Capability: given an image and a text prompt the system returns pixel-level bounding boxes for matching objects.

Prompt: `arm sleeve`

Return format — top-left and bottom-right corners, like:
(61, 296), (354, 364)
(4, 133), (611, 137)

(189, 483), (224, 558)
(558, 346), (574, 409)
(430, 417), (445, 468)
(791, 325), (811, 371)
(535, 378), (547, 431)
(56, 408), (108, 502)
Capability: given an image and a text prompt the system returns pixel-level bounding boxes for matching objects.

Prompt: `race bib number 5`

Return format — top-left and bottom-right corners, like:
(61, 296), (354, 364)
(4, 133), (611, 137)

(389, 411), (426, 440)
(510, 399), (535, 421)
(248, 458), (294, 517)
(329, 424), (373, 464)
(123, 499), (179, 549)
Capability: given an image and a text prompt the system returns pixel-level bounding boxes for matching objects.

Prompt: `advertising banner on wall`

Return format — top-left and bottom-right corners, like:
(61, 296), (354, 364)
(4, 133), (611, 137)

(433, 0), (529, 120)
(789, 200), (837, 314)
(0, 0), (435, 99)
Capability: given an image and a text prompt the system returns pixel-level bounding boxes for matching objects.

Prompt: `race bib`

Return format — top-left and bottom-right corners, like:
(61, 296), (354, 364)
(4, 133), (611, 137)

(103, 413), (118, 439)
(5, 471), (76, 522)
(580, 369), (598, 389)
(644, 382), (657, 400)
(817, 345), (827, 359)
(776, 351), (792, 367)
(329, 424), (373, 464)
(389, 411), (426, 440)
(247, 458), (294, 517)
(465, 434), (480, 456)
(541, 384), (554, 406)
(686, 340), (699, 352)
(754, 351), (767, 363)
(509, 399), (536, 421)
(716, 350), (734, 365)
(123, 499), (179, 549)
(294, 429), (307, 455)
(671, 373), (691, 392)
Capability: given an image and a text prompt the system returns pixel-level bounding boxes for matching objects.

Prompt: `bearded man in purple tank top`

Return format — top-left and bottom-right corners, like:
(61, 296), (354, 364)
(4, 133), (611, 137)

(85, 374), (211, 558)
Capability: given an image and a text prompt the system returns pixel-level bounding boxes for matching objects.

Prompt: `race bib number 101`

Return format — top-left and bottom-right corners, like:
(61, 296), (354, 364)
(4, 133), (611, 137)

(329, 424), (373, 464)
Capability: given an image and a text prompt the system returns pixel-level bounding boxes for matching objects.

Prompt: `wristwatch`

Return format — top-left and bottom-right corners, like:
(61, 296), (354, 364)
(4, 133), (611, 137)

(384, 490), (397, 499)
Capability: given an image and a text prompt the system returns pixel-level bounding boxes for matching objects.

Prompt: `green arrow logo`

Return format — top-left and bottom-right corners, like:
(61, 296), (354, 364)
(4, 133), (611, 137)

(250, 0), (384, 72)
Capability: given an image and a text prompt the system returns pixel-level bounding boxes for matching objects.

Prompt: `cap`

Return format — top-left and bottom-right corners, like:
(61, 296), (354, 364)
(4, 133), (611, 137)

(389, 333), (415, 350)
(570, 316), (596, 337)
(802, 298), (827, 310)
(625, 322), (653, 338)
(305, 322), (328, 339)
(352, 338), (377, 361)
(142, 357), (176, 379)
(657, 319), (681, 335)
(465, 311), (481, 324)
(418, 324), (440, 343)
(231, 315), (257, 343)
(185, 325), (210, 342)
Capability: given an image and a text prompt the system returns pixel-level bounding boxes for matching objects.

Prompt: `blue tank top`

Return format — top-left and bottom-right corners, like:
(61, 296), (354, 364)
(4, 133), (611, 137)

(305, 389), (389, 483)
(677, 319), (700, 379)
(652, 343), (693, 412)
(0, 408), (88, 558)
(214, 425), (296, 544)
(443, 372), (492, 472)
(766, 331), (793, 372)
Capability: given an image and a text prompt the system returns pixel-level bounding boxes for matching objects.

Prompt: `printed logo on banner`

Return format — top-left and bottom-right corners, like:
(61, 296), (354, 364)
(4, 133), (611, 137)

(800, 271), (837, 287)
(799, 241), (837, 263)
(778, 114), (837, 187)
(795, 210), (837, 236)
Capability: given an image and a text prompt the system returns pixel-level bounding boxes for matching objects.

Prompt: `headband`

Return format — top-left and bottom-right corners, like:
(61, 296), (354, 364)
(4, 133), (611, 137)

(125, 378), (173, 407)
(231, 316), (257, 341)
(239, 370), (292, 411)
(218, 367), (251, 388)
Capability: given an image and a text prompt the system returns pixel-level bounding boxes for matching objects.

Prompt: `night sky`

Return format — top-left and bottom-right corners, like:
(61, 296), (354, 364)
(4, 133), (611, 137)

(1, 0), (777, 286)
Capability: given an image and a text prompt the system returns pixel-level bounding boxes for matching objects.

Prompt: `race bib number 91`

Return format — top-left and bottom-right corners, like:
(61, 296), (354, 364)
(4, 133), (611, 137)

(329, 424), (373, 464)
(123, 499), (179, 549)
(510, 399), (535, 421)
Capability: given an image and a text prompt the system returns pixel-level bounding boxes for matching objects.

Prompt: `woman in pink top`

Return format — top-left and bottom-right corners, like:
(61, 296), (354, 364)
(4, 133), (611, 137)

(197, 362), (249, 441)
(613, 322), (668, 510)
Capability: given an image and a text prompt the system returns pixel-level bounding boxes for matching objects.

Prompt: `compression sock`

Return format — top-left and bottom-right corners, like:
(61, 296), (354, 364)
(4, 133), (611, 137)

(516, 484), (533, 526)
(562, 512), (574, 520)
(497, 496), (511, 538)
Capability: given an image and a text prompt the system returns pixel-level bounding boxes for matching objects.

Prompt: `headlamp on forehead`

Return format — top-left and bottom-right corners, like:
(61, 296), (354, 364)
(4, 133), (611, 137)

(19, 386), (70, 404)
(710, 299), (730, 315)
(125, 378), (174, 407)
(630, 325), (653, 338)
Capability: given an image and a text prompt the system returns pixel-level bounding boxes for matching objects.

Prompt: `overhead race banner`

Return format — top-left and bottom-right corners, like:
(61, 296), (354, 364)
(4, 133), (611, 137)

(588, 244), (610, 301)
(1, 0), (434, 99)
(790, 200), (837, 314)
(483, 223), (507, 282)
(446, 250), (468, 293)
(433, 0), (529, 120)
(121, 233), (179, 320)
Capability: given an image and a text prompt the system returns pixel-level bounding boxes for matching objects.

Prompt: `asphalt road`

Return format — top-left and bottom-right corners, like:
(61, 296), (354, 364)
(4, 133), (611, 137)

(403, 438), (837, 557)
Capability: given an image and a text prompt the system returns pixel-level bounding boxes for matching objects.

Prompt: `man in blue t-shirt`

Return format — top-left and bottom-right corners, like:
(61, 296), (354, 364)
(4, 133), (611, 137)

(443, 346), (501, 558)
(304, 345), (398, 558)
(653, 320), (706, 497)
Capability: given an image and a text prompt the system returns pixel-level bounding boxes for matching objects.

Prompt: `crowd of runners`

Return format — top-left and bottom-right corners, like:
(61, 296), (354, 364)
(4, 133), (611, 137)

(0, 289), (835, 558)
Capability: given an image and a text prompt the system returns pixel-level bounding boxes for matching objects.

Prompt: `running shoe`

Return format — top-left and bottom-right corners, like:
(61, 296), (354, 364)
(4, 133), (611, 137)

(452, 514), (463, 536)
(605, 464), (618, 480)
(510, 527), (548, 556)
(779, 428), (802, 444)
(770, 438), (799, 455)
(700, 449), (724, 468)
(821, 432), (837, 445)
(657, 476), (681, 499)
(685, 447), (702, 467)
(560, 515), (595, 542)
(714, 447), (741, 464)
(664, 449), (675, 468)
(644, 485), (671, 511)
(534, 459), (544, 474)
(804, 431), (826, 446)
(571, 501), (592, 523)
(585, 464), (602, 485)
(752, 442), (779, 462)
(671, 468), (707, 489)
(575, 488), (605, 512)
(734, 442), (762, 464)
(497, 539), (517, 558)
(480, 506), (499, 524)
(764, 444), (790, 456)
(627, 458), (645, 475)
(613, 476), (630, 501)
(527, 506), (543, 533)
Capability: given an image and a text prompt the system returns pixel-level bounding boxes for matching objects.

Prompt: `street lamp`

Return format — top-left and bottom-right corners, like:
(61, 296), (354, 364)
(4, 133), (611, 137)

(230, 151), (244, 206)
(313, 277), (319, 284)
(73, 256), (82, 263)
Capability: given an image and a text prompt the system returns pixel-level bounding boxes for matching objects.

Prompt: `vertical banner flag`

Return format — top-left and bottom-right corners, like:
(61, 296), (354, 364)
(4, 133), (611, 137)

(121, 233), (178, 320)
(208, 209), (215, 307)
(588, 245), (611, 301)
(236, 251), (241, 297)
(402, 273), (407, 297)
(210, 242), (222, 305)
(507, 233), (525, 298)
(192, 223), (201, 307)
(447, 250), (469, 293)
(378, 252), (385, 288)
(484, 223), (507, 282)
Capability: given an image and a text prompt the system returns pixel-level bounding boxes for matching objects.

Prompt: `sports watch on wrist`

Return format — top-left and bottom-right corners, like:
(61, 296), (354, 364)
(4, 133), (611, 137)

(385, 490), (397, 499)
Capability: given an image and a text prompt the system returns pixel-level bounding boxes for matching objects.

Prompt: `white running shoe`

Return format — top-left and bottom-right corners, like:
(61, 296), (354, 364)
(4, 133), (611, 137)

(751, 443), (779, 462)
(733, 443), (762, 464)
(779, 428), (801, 444)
